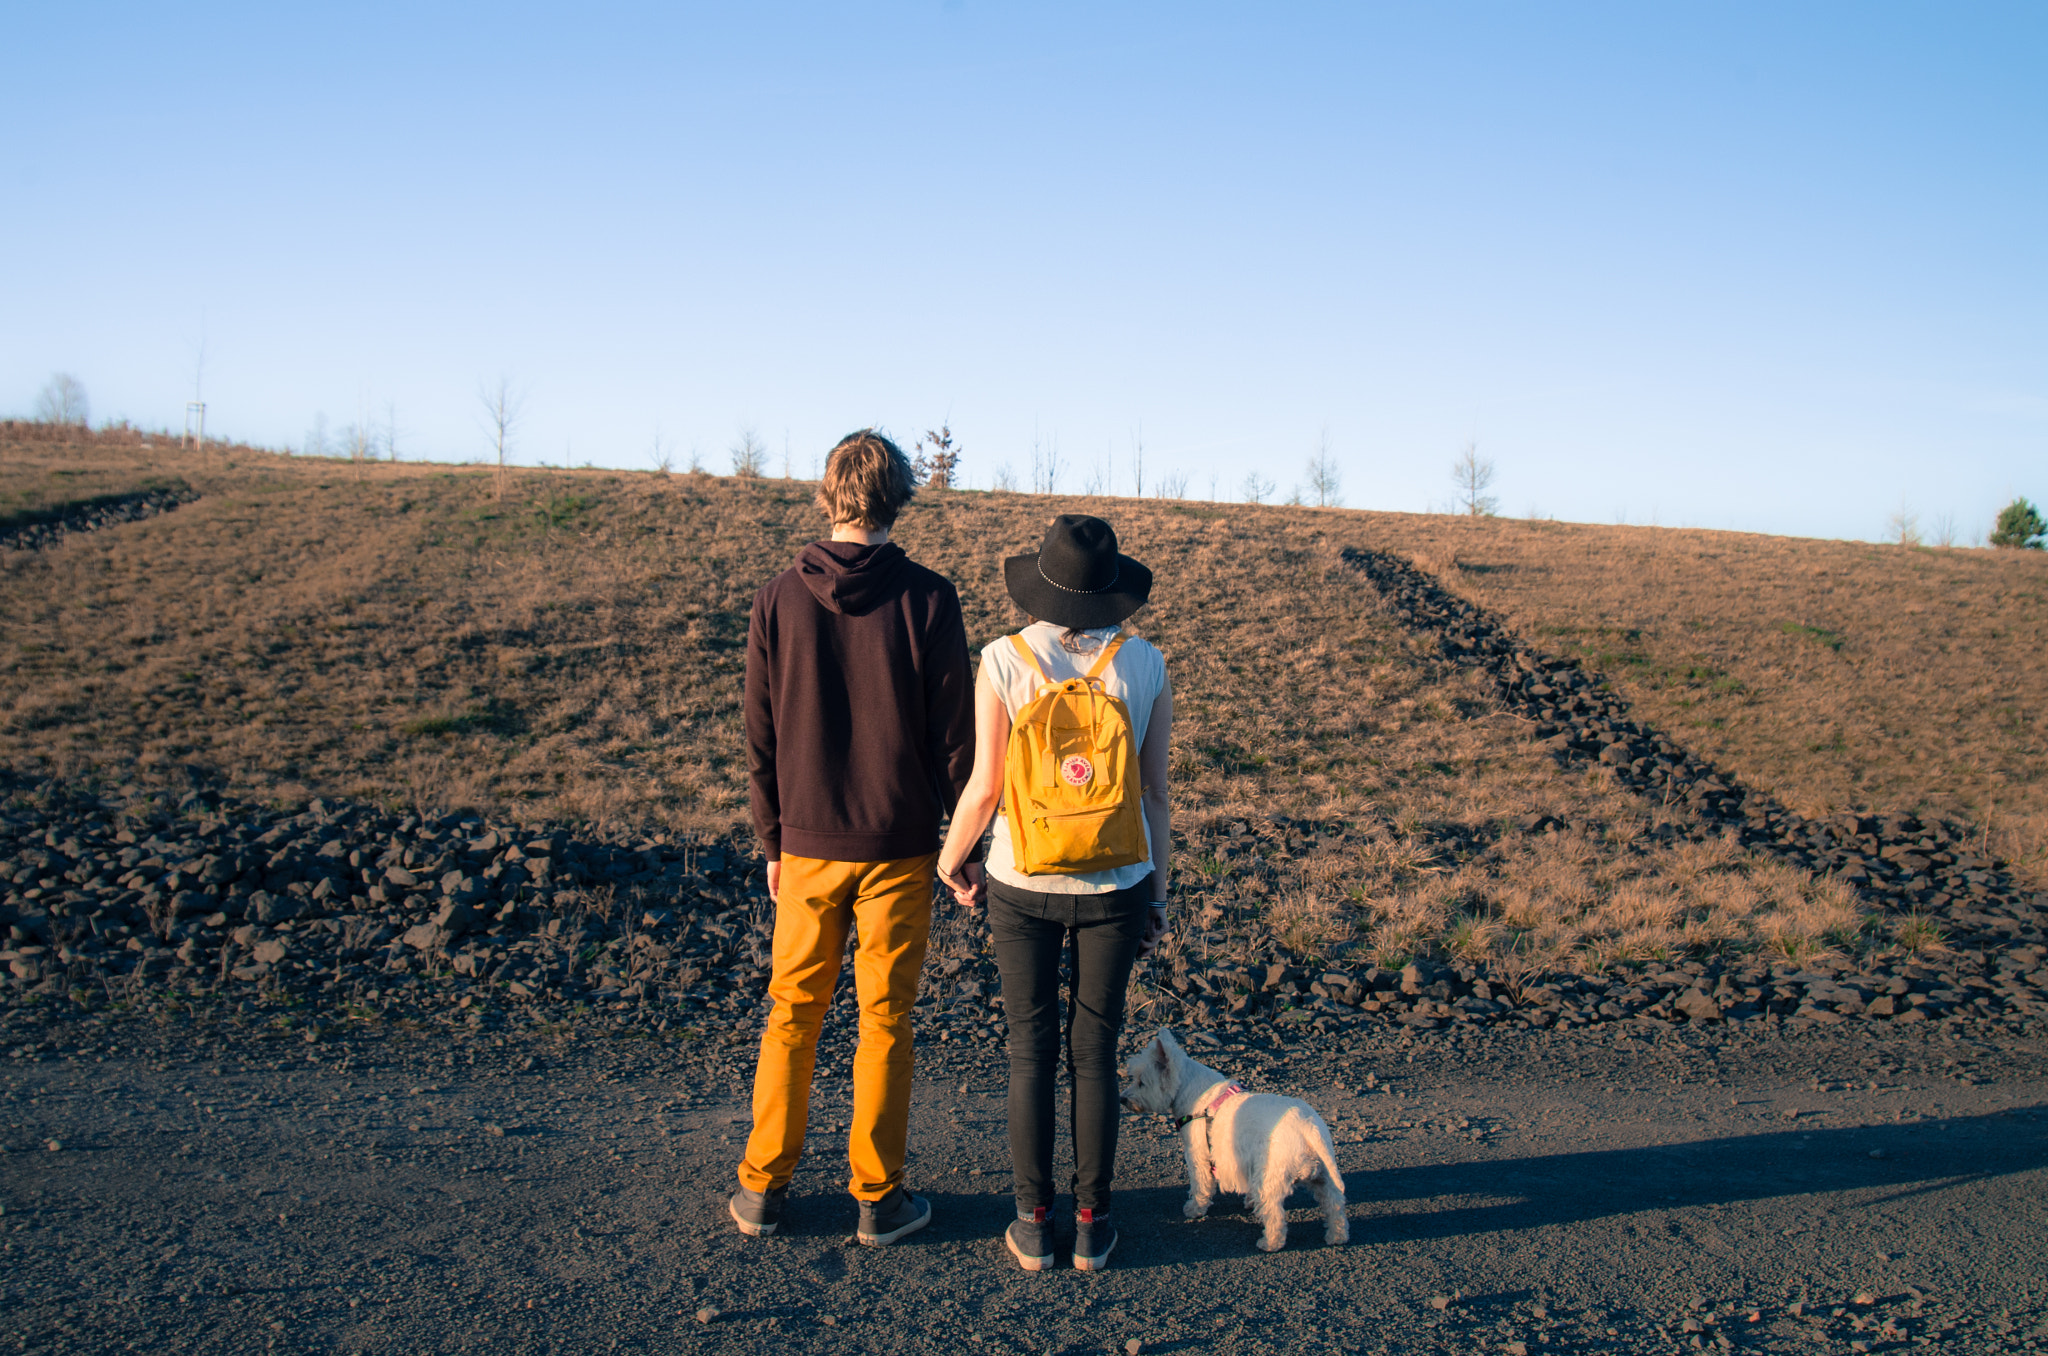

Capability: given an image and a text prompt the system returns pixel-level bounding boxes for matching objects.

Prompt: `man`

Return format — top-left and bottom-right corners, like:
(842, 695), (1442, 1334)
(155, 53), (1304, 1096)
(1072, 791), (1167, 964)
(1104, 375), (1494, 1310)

(729, 429), (977, 1245)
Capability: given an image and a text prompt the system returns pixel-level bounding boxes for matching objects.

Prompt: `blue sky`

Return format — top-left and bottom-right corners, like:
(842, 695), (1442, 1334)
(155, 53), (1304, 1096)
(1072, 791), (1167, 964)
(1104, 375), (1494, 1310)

(5, 2), (2043, 541)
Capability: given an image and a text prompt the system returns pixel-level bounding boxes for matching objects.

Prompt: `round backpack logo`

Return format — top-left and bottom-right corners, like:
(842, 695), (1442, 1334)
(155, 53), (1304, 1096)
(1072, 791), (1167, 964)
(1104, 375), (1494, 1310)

(1059, 754), (1094, 787)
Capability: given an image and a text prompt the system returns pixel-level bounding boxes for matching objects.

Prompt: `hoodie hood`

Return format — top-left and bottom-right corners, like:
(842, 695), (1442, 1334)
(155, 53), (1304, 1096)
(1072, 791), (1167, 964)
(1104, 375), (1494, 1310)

(796, 539), (910, 616)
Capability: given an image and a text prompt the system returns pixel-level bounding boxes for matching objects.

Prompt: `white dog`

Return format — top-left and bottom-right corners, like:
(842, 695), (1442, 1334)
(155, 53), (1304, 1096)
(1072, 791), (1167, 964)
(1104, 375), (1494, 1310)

(1119, 1028), (1348, 1252)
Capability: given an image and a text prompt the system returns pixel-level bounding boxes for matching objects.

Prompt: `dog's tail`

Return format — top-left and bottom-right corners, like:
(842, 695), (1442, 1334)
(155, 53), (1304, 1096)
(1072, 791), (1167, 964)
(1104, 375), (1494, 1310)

(1306, 1110), (1346, 1194)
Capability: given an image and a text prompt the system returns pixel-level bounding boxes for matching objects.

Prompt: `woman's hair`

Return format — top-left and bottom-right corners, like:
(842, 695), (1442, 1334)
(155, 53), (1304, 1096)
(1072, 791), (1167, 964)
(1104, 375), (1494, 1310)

(1023, 613), (1126, 655)
(815, 429), (916, 528)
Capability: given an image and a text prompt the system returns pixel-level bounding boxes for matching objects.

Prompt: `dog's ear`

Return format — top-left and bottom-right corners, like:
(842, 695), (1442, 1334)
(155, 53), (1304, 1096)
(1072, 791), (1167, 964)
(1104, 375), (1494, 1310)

(1158, 1027), (1185, 1058)
(1150, 1031), (1172, 1071)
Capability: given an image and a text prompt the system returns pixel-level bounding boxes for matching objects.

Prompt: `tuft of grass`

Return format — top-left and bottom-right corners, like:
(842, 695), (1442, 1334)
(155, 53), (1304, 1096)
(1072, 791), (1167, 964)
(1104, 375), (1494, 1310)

(1779, 621), (1845, 652)
(1443, 912), (1502, 961)
(1890, 911), (1949, 956)
(399, 702), (521, 739)
(535, 491), (597, 530)
(1268, 889), (1353, 963)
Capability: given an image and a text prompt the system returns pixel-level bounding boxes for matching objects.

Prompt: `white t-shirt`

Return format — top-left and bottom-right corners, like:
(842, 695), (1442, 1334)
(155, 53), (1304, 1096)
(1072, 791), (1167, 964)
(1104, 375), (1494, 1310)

(980, 622), (1168, 894)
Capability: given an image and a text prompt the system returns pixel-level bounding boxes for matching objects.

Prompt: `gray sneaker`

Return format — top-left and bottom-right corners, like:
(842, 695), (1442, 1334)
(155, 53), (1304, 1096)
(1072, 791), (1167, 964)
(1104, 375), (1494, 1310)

(1072, 1208), (1116, 1271)
(728, 1185), (787, 1238)
(856, 1186), (931, 1246)
(1005, 1207), (1054, 1271)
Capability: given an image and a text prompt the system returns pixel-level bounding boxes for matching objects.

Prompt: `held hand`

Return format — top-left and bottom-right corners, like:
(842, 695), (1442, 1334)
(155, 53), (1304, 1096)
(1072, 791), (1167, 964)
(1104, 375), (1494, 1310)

(1136, 903), (1169, 959)
(765, 859), (781, 905)
(937, 859), (985, 908)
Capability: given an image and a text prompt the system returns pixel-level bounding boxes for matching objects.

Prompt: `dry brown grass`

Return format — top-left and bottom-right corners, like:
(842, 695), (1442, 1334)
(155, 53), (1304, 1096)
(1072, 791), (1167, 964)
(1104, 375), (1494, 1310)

(0, 421), (215, 528)
(1200, 809), (1881, 979)
(4, 428), (2023, 970)
(0, 433), (1608, 837)
(1346, 513), (2048, 890)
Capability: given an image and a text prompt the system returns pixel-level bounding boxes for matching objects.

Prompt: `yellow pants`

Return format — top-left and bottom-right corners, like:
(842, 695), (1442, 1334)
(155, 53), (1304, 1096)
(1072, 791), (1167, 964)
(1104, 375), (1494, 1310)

(737, 852), (935, 1201)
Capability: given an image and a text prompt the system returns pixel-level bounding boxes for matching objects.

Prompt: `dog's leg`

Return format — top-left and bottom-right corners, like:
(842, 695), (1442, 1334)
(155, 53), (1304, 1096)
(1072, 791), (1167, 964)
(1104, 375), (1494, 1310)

(1252, 1161), (1290, 1252)
(1312, 1164), (1349, 1245)
(1182, 1125), (1215, 1219)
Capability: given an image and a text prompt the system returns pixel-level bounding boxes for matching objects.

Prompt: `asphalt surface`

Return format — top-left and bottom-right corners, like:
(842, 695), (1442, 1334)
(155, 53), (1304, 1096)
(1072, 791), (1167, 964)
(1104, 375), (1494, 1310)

(3, 1016), (2045, 1355)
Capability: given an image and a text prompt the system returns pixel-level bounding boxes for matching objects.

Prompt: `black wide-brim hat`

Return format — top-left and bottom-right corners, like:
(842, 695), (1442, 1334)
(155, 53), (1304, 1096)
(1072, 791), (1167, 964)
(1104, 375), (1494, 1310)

(1003, 514), (1153, 629)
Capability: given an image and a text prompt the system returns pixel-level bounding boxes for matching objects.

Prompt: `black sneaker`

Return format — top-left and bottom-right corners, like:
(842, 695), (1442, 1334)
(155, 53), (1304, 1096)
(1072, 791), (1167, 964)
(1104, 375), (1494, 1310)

(1072, 1208), (1116, 1271)
(856, 1186), (931, 1246)
(1005, 1207), (1054, 1271)
(728, 1185), (787, 1238)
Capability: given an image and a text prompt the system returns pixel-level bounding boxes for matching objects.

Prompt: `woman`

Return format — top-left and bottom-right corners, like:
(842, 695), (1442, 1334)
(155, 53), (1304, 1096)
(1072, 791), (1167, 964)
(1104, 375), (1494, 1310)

(936, 514), (1173, 1272)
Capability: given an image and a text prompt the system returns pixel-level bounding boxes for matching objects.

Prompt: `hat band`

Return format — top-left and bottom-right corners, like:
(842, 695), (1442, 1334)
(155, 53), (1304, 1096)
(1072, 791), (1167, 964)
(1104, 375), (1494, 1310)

(1037, 556), (1120, 595)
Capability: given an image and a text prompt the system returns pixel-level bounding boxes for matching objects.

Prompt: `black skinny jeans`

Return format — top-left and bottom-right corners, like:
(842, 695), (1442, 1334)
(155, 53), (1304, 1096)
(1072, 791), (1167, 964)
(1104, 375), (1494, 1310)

(987, 877), (1147, 1215)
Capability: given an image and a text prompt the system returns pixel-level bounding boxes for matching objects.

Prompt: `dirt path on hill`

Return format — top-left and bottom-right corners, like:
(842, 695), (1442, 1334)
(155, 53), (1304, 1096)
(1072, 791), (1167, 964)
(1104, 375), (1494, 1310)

(3, 1021), (2046, 1356)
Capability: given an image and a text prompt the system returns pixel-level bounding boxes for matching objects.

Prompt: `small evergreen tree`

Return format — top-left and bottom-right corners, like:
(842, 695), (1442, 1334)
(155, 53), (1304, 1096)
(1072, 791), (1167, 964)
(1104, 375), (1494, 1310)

(913, 425), (960, 489)
(1990, 497), (2045, 549)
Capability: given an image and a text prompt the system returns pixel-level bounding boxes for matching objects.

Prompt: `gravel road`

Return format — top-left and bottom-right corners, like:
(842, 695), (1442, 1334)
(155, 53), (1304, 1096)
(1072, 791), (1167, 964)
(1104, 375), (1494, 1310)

(3, 1014), (2044, 1355)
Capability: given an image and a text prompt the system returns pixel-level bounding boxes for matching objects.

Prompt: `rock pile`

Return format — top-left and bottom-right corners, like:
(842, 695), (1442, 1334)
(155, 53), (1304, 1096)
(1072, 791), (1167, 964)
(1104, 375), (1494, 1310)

(1123, 814), (2043, 1037)
(1339, 547), (2047, 952)
(0, 485), (198, 551)
(3, 776), (2044, 1045)
(1157, 944), (2048, 1037)
(0, 778), (782, 1029)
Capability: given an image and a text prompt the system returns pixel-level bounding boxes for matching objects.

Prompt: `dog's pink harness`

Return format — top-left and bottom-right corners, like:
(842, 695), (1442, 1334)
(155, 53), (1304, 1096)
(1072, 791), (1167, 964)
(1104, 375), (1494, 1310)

(1171, 1081), (1245, 1133)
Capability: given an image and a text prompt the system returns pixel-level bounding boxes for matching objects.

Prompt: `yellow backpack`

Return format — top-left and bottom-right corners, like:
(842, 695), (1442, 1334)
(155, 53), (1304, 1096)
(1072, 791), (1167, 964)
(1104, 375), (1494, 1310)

(1001, 631), (1149, 876)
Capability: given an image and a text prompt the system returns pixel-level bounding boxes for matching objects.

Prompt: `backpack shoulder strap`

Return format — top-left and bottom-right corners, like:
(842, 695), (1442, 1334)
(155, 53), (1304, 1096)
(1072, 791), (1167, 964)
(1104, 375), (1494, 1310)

(1008, 633), (1048, 682)
(1083, 630), (1128, 681)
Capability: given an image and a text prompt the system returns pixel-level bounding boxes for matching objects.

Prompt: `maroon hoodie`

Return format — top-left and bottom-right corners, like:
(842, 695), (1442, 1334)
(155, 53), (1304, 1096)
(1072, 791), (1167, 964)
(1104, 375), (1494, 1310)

(744, 540), (974, 862)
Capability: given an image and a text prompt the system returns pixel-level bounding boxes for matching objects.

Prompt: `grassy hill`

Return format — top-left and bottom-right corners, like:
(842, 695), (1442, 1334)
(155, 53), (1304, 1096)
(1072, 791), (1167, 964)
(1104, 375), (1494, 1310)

(4, 428), (2042, 974)
(1346, 510), (2048, 882)
(0, 421), (191, 533)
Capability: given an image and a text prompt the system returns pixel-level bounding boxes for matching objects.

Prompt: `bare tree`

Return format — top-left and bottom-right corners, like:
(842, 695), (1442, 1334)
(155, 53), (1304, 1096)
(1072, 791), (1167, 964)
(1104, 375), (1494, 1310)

(730, 426), (767, 477)
(1031, 431), (1064, 494)
(1242, 470), (1274, 504)
(1931, 511), (1957, 548)
(1156, 469), (1189, 499)
(384, 401), (403, 462)
(478, 377), (524, 502)
(1886, 503), (1922, 547)
(650, 426), (674, 475)
(1306, 429), (1343, 507)
(992, 462), (1018, 492)
(35, 373), (89, 427)
(304, 412), (329, 459)
(1451, 442), (1498, 516)
(1130, 426), (1145, 499)
(344, 414), (374, 482)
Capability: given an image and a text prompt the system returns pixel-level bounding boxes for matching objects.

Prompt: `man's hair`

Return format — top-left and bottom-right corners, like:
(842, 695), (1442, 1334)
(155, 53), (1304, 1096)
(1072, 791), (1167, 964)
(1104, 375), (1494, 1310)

(816, 429), (917, 529)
